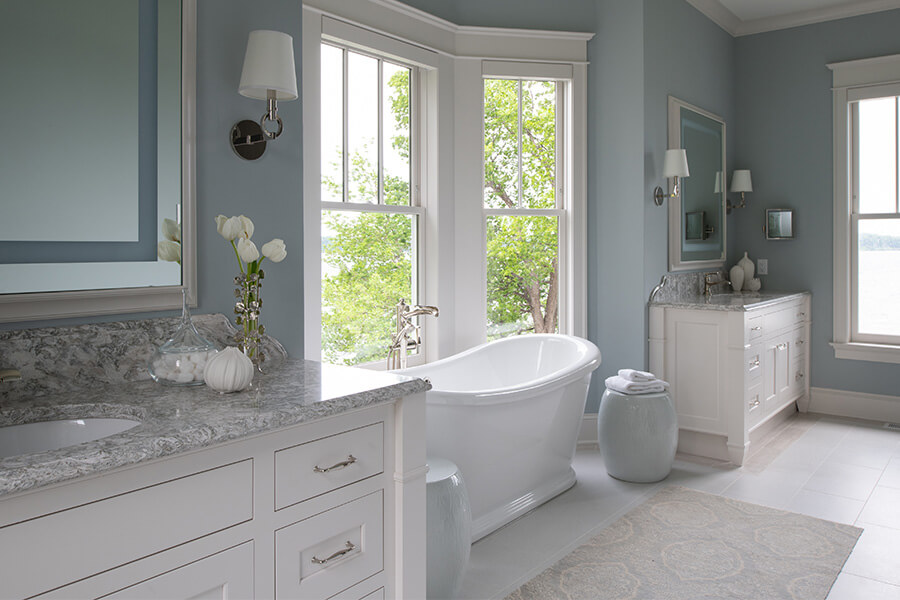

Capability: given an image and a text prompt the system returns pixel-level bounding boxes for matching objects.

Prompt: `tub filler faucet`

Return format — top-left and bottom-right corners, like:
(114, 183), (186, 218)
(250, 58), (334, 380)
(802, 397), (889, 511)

(387, 299), (439, 370)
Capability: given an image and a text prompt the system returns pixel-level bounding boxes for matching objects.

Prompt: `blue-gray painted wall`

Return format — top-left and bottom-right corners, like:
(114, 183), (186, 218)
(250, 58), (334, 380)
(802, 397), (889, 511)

(732, 10), (900, 397)
(1, 0), (306, 358)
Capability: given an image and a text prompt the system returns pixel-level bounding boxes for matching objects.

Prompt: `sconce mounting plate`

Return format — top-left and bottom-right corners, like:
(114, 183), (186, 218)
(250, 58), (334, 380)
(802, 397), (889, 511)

(231, 119), (267, 160)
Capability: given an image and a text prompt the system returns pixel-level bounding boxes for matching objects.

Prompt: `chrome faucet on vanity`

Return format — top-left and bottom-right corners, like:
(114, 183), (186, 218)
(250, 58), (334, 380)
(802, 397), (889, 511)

(703, 272), (730, 297)
(387, 299), (439, 369)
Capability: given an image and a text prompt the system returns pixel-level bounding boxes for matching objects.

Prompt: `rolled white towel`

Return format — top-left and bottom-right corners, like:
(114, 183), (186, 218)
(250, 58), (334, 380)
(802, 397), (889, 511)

(605, 375), (669, 395)
(617, 368), (656, 382)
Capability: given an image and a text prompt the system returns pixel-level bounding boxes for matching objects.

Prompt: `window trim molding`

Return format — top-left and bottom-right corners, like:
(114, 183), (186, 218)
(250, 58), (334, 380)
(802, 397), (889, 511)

(829, 53), (900, 364)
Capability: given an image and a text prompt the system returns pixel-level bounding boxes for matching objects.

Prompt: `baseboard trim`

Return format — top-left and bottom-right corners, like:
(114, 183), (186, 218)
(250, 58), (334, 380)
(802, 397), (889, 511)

(578, 413), (598, 448)
(809, 387), (900, 423)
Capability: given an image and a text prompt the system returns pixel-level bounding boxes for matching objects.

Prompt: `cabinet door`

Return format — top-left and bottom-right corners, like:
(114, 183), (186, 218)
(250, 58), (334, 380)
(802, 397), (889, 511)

(87, 543), (254, 600)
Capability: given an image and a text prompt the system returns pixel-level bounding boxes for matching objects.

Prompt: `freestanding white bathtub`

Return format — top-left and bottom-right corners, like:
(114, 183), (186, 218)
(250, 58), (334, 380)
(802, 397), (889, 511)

(398, 334), (601, 541)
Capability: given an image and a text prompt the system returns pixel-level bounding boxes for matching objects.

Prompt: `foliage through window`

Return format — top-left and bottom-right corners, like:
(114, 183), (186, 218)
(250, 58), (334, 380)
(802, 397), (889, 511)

(484, 79), (563, 339)
(320, 43), (420, 365)
(852, 95), (900, 341)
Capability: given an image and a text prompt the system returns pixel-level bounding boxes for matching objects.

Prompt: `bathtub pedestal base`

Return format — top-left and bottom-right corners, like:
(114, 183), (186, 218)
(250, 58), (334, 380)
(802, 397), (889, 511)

(470, 467), (576, 542)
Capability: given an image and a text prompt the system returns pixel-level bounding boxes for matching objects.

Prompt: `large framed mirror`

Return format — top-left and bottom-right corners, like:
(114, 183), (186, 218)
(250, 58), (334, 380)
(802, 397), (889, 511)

(0, 0), (196, 322)
(667, 96), (726, 271)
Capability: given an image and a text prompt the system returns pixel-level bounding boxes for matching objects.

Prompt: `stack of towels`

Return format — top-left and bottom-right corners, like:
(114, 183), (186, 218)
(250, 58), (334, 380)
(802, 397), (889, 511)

(605, 369), (669, 395)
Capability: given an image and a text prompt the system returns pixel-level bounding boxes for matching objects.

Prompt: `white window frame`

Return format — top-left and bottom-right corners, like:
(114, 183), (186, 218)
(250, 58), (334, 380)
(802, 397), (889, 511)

(829, 54), (900, 364)
(303, 1), (592, 365)
(481, 66), (572, 338)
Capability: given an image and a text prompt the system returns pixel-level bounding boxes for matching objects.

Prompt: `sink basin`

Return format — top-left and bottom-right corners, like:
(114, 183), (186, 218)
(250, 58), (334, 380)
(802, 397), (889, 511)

(0, 418), (141, 459)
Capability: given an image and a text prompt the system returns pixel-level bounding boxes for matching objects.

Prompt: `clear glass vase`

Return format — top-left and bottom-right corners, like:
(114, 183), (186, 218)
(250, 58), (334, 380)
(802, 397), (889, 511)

(148, 290), (218, 386)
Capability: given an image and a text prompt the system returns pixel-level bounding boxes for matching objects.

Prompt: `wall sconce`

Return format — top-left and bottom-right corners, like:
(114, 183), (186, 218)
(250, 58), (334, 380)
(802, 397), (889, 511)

(726, 169), (753, 214)
(230, 30), (298, 161)
(653, 149), (690, 206)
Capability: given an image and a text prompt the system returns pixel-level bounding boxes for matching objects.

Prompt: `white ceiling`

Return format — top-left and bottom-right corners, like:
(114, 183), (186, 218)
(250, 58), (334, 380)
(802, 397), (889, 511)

(685, 0), (900, 35)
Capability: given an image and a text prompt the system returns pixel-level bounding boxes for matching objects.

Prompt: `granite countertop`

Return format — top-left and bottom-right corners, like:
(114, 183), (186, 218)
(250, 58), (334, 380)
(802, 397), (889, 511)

(649, 290), (810, 311)
(0, 359), (428, 498)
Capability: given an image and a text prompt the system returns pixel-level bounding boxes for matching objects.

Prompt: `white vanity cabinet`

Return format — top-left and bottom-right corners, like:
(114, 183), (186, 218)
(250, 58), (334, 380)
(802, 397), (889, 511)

(649, 293), (810, 465)
(0, 396), (426, 600)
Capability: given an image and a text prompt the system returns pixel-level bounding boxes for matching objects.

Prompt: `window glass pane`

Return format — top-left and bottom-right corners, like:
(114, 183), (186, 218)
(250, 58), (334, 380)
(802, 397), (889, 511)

(383, 62), (411, 206)
(347, 52), (379, 204)
(858, 97), (897, 214)
(486, 215), (559, 339)
(857, 219), (900, 336)
(322, 210), (416, 365)
(521, 80), (557, 209)
(484, 79), (520, 209)
(320, 44), (344, 203)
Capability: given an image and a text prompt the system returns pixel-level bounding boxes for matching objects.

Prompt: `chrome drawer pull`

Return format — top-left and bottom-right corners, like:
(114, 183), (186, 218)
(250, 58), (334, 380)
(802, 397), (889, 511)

(750, 326), (762, 331)
(749, 399), (760, 409)
(798, 312), (806, 317)
(777, 343), (787, 350)
(311, 541), (356, 565)
(796, 372), (805, 381)
(314, 455), (357, 473)
(749, 358), (760, 368)
(797, 340), (805, 345)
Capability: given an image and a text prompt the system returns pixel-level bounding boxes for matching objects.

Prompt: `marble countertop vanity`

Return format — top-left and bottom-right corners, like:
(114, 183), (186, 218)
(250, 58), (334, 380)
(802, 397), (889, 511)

(0, 359), (427, 498)
(648, 272), (809, 311)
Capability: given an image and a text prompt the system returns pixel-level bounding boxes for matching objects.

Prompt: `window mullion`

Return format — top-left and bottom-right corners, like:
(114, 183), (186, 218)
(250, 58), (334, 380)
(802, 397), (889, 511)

(341, 48), (349, 204)
(377, 58), (384, 205)
(517, 81), (523, 209)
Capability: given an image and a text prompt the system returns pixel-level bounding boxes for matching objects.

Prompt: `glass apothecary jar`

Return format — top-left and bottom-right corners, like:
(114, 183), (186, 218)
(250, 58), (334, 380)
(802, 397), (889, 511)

(148, 290), (218, 386)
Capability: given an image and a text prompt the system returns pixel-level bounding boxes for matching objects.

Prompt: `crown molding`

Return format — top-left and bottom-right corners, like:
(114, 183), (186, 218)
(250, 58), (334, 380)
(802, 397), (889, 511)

(687, 0), (900, 37)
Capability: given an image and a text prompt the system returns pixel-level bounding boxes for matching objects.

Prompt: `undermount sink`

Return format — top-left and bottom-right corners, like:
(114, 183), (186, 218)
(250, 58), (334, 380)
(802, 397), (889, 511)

(0, 418), (141, 459)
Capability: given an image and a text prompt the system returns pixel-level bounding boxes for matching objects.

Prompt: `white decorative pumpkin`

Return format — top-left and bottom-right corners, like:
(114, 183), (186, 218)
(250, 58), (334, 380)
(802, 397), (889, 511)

(204, 346), (254, 393)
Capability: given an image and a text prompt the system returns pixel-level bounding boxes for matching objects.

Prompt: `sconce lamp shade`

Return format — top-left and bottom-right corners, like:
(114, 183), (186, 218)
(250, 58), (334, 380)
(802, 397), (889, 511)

(239, 30), (298, 101)
(730, 169), (753, 193)
(663, 149), (690, 178)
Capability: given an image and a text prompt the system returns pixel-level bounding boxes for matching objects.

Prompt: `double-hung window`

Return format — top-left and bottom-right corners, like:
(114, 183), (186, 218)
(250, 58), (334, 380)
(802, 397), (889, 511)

(831, 55), (900, 362)
(483, 73), (570, 340)
(318, 41), (423, 366)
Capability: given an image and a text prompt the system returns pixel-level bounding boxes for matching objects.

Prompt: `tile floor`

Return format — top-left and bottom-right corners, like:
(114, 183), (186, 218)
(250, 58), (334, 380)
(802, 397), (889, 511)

(458, 413), (900, 599)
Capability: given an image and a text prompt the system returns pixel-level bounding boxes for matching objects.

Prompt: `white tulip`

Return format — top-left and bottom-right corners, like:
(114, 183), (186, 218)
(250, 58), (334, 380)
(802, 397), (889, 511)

(217, 216), (243, 241)
(238, 215), (254, 239)
(157, 240), (181, 263)
(261, 238), (287, 262)
(237, 237), (259, 263)
(162, 218), (180, 243)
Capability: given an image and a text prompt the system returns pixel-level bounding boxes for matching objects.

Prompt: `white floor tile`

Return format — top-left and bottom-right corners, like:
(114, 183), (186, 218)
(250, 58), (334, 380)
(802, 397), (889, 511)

(879, 456), (900, 489)
(804, 461), (883, 501)
(827, 573), (900, 600)
(719, 464), (810, 509)
(857, 486), (900, 529)
(787, 488), (864, 525)
(828, 437), (897, 470)
(842, 524), (900, 587)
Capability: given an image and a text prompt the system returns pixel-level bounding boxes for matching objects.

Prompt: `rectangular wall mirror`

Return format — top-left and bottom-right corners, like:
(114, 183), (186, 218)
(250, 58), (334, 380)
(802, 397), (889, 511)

(766, 208), (794, 239)
(0, 0), (196, 322)
(667, 96), (726, 271)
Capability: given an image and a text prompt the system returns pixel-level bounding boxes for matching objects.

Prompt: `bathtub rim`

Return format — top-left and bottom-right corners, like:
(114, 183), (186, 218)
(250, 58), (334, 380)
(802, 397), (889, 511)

(398, 334), (601, 406)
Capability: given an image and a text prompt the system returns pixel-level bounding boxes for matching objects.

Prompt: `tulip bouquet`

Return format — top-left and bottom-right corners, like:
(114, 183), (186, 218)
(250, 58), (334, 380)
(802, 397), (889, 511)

(216, 214), (286, 366)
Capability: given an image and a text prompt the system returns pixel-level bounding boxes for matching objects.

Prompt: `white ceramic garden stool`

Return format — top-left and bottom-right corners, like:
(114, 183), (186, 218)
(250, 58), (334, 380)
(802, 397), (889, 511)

(426, 457), (472, 600)
(597, 388), (678, 483)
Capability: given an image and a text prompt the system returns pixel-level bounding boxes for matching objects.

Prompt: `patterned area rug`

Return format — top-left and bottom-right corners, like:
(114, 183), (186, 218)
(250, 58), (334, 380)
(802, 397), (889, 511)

(504, 486), (862, 600)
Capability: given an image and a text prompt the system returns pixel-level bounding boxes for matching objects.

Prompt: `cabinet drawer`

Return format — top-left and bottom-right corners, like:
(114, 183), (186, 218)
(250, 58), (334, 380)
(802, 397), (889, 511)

(1, 460), (253, 600)
(746, 314), (764, 343)
(765, 302), (804, 335)
(747, 379), (764, 429)
(745, 346), (762, 380)
(276, 491), (384, 600)
(275, 422), (384, 510)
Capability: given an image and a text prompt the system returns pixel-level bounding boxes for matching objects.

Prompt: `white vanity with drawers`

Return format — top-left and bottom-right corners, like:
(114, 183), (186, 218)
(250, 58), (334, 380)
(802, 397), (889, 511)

(649, 287), (810, 465)
(0, 360), (427, 600)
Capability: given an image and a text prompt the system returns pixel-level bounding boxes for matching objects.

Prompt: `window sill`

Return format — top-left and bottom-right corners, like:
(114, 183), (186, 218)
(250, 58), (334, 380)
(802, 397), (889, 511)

(831, 341), (900, 364)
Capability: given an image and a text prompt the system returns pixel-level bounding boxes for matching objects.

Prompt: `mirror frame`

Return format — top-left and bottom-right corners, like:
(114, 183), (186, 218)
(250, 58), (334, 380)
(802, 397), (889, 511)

(667, 96), (727, 272)
(0, 0), (197, 323)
